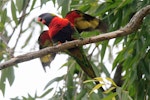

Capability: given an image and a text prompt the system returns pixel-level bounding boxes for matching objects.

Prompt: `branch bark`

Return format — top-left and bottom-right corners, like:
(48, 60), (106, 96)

(0, 5), (150, 70)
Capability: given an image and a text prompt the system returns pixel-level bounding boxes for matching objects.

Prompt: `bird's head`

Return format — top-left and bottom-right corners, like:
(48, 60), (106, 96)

(38, 13), (56, 26)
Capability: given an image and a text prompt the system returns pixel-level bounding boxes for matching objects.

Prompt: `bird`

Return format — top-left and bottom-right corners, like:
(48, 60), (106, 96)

(65, 10), (107, 33)
(38, 12), (97, 78)
(38, 31), (56, 71)
(38, 10), (107, 72)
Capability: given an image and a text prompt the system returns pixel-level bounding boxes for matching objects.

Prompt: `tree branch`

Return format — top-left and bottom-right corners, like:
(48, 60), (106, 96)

(0, 5), (150, 70)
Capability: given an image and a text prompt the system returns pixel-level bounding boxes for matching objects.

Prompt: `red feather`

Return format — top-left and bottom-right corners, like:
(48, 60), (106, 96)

(65, 11), (81, 25)
(48, 17), (73, 39)
(39, 31), (51, 46)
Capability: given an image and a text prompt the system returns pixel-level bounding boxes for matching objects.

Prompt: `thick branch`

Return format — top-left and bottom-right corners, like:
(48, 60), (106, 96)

(0, 5), (150, 70)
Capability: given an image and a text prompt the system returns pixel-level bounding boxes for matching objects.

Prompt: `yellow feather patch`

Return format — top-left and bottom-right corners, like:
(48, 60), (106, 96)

(41, 54), (52, 63)
(75, 17), (99, 30)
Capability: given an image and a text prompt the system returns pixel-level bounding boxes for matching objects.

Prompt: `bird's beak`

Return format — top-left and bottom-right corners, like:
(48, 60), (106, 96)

(38, 17), (42, 22)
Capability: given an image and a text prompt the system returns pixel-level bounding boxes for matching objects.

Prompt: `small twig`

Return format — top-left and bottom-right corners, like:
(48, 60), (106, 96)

(0, 32), (8, 46)
(88, 46), (97, 60)
(0, 5), (150, 70)
(0, 32), (13, 57)
(11, 0), (30, 50)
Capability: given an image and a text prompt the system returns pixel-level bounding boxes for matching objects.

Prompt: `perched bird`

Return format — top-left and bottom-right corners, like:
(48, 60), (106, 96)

(38, 10), (107, 72)
(38, 13), (97, 78)
(38, 31), (56, 71)
(65, 10), (107, 33)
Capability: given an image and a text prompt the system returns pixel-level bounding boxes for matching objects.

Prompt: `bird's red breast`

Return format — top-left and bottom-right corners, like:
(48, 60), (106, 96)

(48, 17), (74, 39)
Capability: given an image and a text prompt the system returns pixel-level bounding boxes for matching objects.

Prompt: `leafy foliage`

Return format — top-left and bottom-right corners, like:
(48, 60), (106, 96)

(0, 0), (150, 99)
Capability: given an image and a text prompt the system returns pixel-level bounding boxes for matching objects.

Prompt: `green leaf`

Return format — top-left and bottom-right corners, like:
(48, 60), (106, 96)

(100, 63), (110, 77)
(96, 1), (120, 15)
(90, 92), (101, 100)
(11, 0), (18, 25)
(40, 0), (49, 5)
(16, 0), (23, 13)
(52, 0), (56, 6)
(0, 67), (15, 95)
(66, 65), (75, 100)
(30, 0), (37, 11)
(0, 22), (4, 32)
(81, 30), (99, 38)
(76, 89), (87, 100)
(101, 41), (108, 61)
(103, 87), (116, 94)
(39, 88), (53, 98)
(122, 91), (129, 100)
(79, 4), (91, 12)
(128, 95), (133, 100)
(57, 0), (64, 7)
(106, 77), (117, 87)
(83, 79), (96, 83)
(116, 87), (122, 99)
(94, 77), (104, 82)
(61, 0), (70, 17)
(84, 77), (105, 84)
(112, 50), (124, 70)
(1, 9), (7, 24)
(102, 93), (117, 100)
(21, 32), (32, 48)
(113, 37), (123, 46)
(0, 80), (5, 96)
(0, 9), (7, 31)
(22, 93), (36, 100)
(116, 0), (133, 10)
(89, 84), (104, 95)
(7, 67), (15, 86)
(44, 75), (64, 90)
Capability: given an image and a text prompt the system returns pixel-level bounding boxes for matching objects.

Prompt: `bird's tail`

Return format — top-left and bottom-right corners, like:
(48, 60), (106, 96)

(98, 20), (108, 33)
(67, 47), (96, 78)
